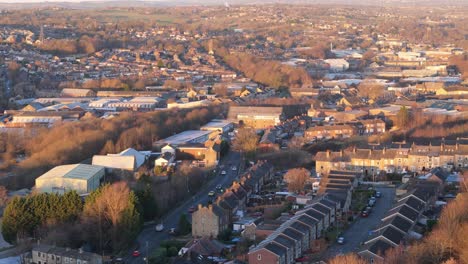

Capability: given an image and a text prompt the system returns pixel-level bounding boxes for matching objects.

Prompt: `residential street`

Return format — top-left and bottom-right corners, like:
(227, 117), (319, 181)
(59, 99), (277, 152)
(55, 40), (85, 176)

(322, 186), (395, 260)
(124, 151), (242, 264)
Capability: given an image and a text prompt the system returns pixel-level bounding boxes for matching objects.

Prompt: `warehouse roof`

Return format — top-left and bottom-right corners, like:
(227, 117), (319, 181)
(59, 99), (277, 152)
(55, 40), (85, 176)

(37, 164), (104, 180)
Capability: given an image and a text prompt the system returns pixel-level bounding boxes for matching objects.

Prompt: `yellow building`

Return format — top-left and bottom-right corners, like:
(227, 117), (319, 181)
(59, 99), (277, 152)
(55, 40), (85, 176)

(316, 142), (468, 174)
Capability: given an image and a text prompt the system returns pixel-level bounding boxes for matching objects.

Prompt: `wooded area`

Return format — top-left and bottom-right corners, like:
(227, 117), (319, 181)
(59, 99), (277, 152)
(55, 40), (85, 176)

(3, 105), (225, 189)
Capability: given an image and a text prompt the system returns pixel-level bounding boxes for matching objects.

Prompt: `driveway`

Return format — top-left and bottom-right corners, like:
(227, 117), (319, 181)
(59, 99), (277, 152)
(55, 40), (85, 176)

(322, 186), (395, 259)
(124, 151), (242, 264)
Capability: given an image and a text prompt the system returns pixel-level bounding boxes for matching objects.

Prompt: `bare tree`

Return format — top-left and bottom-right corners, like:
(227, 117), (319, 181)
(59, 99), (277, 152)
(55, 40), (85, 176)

(232, 128), (259, 159)
(328, 254), (367, 264)
(284, 168), (310, 193)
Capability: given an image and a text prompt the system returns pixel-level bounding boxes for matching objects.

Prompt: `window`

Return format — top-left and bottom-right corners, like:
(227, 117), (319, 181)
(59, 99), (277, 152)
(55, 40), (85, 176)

(257, 254), (262, 260)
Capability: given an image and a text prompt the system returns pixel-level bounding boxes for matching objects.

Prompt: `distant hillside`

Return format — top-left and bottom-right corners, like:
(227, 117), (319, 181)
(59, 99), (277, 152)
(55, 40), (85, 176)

(1, 0), (468, 9)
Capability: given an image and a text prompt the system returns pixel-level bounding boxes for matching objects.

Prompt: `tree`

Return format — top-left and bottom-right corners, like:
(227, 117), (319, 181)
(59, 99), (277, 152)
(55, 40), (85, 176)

(177, 214), (191, 235)
(232, 128), (258, 159)
(83, 182), (142, 252)
(1, 191), (83, 244)
(0, 186), (9, 207)
(328, 254), (367, 264)
(396, 106), (411, 129)
(357, 82), (385, 100)
(220, 140), (230, 157)
(284, 168), (310, 193)
(135, 184), (158, 221)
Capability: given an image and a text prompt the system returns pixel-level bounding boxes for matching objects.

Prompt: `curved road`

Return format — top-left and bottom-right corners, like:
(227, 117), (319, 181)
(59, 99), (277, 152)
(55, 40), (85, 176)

(124, 151), (242, 264)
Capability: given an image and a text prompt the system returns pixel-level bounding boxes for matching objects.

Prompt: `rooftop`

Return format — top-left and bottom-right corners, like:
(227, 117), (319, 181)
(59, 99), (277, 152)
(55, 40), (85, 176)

(37, 164), (104, 181)
(157, 130), (213, 145)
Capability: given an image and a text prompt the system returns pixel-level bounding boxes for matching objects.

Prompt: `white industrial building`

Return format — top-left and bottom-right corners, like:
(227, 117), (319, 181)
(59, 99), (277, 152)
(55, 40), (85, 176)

(35, 164), (105, 195)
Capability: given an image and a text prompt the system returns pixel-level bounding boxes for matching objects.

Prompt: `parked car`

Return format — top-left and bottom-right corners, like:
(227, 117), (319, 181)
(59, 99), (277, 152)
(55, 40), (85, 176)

(208, 191), (215, 197)
(155, 223), (164, 232)
(376, 191), (382, 198)
(295, 256), (309, 262)
(361, 210), (369, 217)
(232, 166), (237, 171)
(221, 170), (227, 175)
(168, 228), (177, 236)
(337, 236), (345, 244)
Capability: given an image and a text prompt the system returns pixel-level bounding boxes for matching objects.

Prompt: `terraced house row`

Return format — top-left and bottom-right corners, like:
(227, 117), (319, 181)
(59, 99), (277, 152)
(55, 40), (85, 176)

(316, 140), (468, 175)
(248, 170), (360, 264)
(358, 181), (441, 263)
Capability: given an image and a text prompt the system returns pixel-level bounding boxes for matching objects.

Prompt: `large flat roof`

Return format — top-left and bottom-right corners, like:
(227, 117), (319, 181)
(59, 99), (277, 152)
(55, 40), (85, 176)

(38, 164), (104, 180)
(201, 119), (233, 129)
(158, 130), (212, 145)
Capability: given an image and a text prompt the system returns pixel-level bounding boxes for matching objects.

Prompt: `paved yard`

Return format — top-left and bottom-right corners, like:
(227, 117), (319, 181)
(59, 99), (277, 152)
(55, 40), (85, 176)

(322, 186), (395, 260)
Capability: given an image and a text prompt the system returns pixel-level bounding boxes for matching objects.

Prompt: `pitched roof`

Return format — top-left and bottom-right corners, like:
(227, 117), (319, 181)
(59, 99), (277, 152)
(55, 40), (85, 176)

(377, 215), (413, 234)
(384, 204), (419, 223)
(289, 221), (309, 235)
(303, 209), (324, 222)
(264, 242), (287, 257)
(282, 228), (303, 241)
(368, 226), (405, 246)
(360, 239), (393, 258)
(92, 155), (136, 170)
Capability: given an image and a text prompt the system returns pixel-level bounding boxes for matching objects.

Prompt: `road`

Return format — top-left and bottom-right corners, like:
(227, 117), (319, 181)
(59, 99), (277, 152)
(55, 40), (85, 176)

(124, 151), (242, 264)
(323, 186), (395, 259)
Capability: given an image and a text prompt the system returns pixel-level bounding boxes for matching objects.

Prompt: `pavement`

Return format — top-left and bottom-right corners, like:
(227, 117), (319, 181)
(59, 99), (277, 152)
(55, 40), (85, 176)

(124, 151), (242, 264)
(322, 186), (395, 259)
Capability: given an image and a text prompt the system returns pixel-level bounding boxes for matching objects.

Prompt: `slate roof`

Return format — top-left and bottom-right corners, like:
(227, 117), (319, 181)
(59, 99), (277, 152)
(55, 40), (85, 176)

(377, 215), (413, 234)
(303, 209), (324, 222)
(360, 239), (394, 258)
(264, 242), (287, 257)
(384, 204), (419, 222)
(368, 226), (405, 246)
(282, 228), (303, 241)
